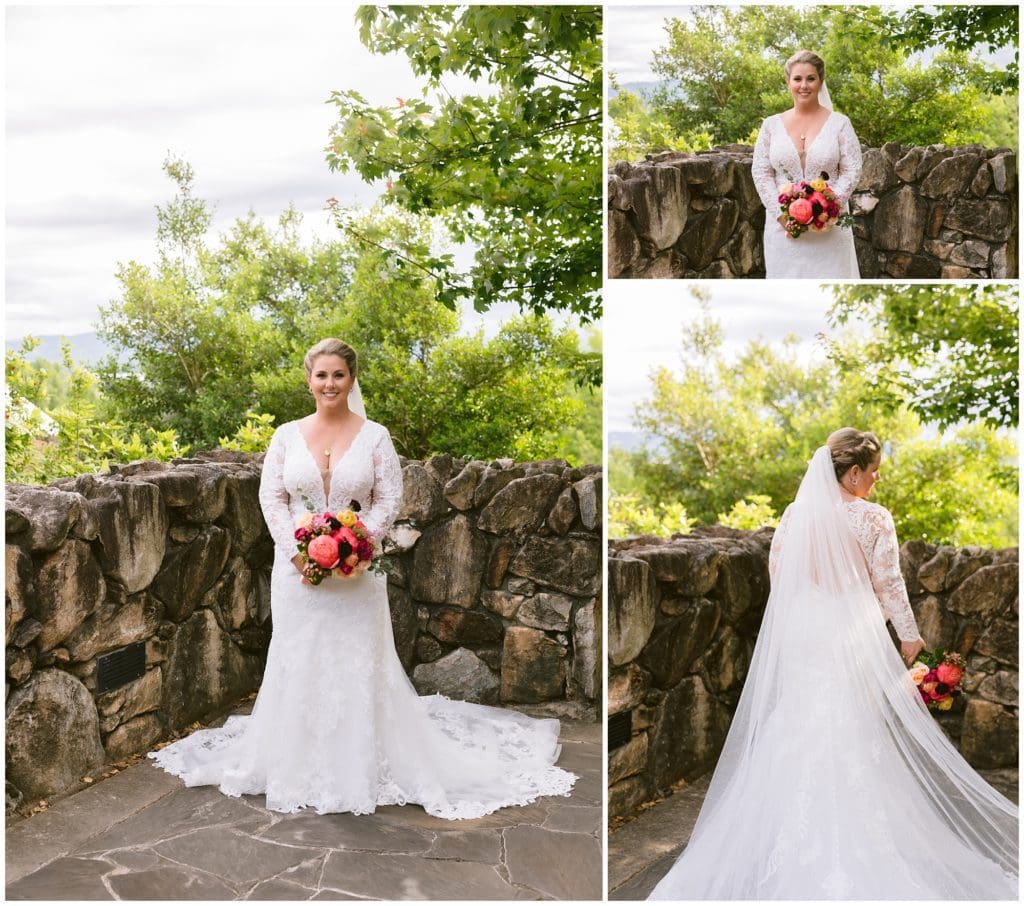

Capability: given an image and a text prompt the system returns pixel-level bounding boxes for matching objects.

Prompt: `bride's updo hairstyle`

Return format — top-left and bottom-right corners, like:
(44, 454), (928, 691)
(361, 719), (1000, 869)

(827, 428), (881, 481)
(303, 338), (358, 378)
(784, 49), (826, 82)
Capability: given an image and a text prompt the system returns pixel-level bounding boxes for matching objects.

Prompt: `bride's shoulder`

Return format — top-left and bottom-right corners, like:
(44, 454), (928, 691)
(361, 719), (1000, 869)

(360, 419), (391, 441)
(848, 497), (895, 527)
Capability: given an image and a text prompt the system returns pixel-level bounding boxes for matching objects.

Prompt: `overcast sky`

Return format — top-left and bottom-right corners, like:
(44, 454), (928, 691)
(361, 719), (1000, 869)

(5, 2), (524, 342)
(604, 281), (848, 435)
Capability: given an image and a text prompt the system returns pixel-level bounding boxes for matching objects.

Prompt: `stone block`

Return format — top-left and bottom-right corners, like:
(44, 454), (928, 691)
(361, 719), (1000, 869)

(639, 597), (720, 688)
(947, 563), (1017, 620)
(509, 536), (600, 597)
(410, 516), (487, 606)
(426, 606), (503, 645)
(412, 647), (499, 704)
(649, 675), (731, 791)
(961, 699), (1018, 769)
(398, 463), (446, 523)
(5, 543), (35, 636)
(151, 526), (231, 622)
(63, 592), (163, 662)
(518, 593), (574, 631)
(608, 557), (658, 666)
(944, 199), (1012, 242)
(6, 669), (104, 801)
(571, 598), (599, 700)
(608, 663), (651, 715)
(444, 461), (484, 510)
(546, 487), (577, 535)
(871, 187), (928, 252)
(500, 626), (566, 703)
(478, 474), (565, 535)
(35, 540), (106, 652)
(920, 153), (983, 198)
(104, 713), (166, 761)
(160, 609), (263, 729)
(608, 732), (648, 786)
(88, 481), (169, 592)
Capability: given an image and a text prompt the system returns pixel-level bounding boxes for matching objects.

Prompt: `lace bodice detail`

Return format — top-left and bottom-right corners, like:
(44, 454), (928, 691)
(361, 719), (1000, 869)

(751, 112), (863, 210)
(770, 498), (921, 642)
(258, 419), (403, 559)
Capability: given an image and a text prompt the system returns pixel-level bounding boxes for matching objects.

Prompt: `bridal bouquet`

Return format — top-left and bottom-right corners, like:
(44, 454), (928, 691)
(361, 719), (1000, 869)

(294, 499), (376, 585)
(909, 649), (965, 711)
(777, 173), (853, 238)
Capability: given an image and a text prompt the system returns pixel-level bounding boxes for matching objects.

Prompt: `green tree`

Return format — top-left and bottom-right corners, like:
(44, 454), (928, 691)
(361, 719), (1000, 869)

(97, 160), (596, 463)
(612, 306), (1018, 547)
(326, 5), (602, 320)
(607, 84), (715, 162)
(874, 425), (1018, 547)
(646, 5), (1005, 151)
(827, 284), (1019, 430)
(880, 5), (1018, 94)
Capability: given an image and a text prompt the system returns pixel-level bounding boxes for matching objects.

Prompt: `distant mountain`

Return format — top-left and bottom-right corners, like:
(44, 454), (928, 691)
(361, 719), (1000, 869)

(608, 430), (648, 453)
(608, 80), (662, 100)
(6, 332), (111, 365)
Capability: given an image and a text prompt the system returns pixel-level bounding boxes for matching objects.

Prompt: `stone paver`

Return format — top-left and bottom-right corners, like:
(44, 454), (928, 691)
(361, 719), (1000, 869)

(607, 774), (709, 901)
(6, 717), (602, 901)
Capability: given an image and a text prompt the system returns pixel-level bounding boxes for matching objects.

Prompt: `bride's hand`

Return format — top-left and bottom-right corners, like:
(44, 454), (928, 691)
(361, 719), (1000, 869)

(901, 638), (925, 665)
(777, 214), (787, 227)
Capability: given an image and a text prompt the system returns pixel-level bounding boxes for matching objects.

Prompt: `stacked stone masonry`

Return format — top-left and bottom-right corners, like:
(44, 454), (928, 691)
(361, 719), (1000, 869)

(609, 144), (1018, 279)
(607, 527), (1019, 820)
(5, 452), (601, 810)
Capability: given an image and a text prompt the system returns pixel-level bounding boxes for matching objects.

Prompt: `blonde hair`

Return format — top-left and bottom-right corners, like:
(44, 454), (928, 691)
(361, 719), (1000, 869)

(827, 428), (881, 481)
(303, 338), (358, 378)
(785, 50), (826, 82)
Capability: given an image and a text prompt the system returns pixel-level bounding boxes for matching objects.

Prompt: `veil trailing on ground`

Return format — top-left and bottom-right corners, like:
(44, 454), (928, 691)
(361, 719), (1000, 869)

(649, 446), (1018, 900)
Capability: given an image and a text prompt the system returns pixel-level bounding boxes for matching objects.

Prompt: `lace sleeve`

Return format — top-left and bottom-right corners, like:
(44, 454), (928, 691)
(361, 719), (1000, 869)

(258, 425), (297, 560)
(751, 117), (783, 212)
(768, 505), (792, 580)
(867, 507), (922, 642)
(829, 116), (863, 203)
(360, 427), (404, 542)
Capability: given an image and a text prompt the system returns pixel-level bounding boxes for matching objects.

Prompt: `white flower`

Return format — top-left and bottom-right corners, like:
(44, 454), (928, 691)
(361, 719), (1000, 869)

(908, 662), (929, 685)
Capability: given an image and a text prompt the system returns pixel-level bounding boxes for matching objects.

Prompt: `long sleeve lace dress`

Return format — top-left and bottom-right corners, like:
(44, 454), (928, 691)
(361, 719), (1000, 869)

(151, 419), (576, 818)
(751, 111), (863, 278)
(648, 463), (1018, 900)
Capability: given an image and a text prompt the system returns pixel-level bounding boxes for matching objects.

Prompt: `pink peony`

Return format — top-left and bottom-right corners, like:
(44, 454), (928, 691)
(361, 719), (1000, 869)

(936, 663), (962, 685)
(307, 534), (340, 569)
(788, 198), (814, 224)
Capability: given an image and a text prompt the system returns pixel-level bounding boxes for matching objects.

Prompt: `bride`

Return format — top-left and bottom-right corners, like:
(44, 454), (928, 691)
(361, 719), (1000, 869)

(751, 50), (863, 278)
(648, 428), (1018, 899)
(151, 338), (576, 818)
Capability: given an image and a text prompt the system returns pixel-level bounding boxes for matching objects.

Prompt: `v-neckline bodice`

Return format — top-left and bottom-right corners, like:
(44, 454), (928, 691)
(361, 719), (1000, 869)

(779, 110), (834, 178)
(296, 417), (368, 505)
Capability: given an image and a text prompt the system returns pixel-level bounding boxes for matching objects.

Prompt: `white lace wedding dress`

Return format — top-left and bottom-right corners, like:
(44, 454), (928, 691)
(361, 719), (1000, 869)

(151, 418), (576, 818)
(751, 111), (863, 278)
(648, 448), (1018, 900)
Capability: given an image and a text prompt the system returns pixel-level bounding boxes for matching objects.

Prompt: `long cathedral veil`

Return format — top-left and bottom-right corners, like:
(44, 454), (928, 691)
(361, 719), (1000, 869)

(649, 447), (1017, 899)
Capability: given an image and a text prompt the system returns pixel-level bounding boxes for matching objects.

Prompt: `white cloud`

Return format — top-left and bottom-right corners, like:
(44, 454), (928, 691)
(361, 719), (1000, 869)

(4, 3), (513, 341)
(604, 280), (844, 434)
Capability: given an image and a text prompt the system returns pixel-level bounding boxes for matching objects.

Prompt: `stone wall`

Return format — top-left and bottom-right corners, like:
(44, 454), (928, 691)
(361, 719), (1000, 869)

(5, 453), (601, 810)
(607, 527), (1019, 819)
(608, 144), (1017, 279)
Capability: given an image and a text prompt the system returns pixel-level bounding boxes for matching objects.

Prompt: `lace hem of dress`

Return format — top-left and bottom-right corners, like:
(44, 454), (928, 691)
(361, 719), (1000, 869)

(149, 711), (577, 821)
